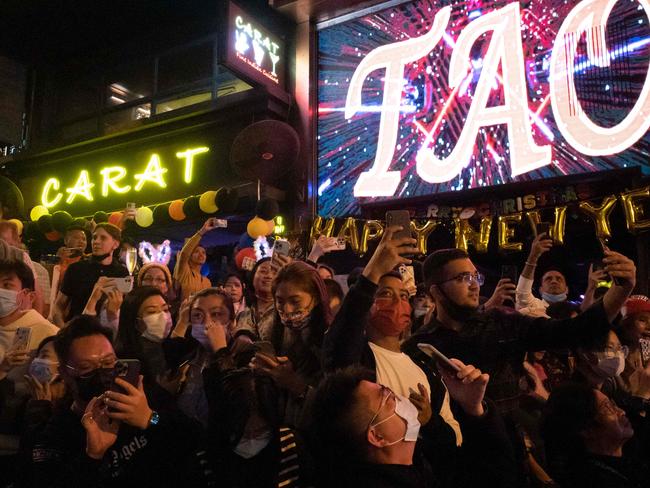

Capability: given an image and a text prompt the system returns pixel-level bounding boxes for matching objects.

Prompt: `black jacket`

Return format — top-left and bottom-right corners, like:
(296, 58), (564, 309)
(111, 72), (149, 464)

(403, 301), (611, 409)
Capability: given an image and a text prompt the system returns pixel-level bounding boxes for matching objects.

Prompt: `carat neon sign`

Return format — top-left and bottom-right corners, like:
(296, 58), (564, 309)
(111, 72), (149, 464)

(346, 0), (650, 198)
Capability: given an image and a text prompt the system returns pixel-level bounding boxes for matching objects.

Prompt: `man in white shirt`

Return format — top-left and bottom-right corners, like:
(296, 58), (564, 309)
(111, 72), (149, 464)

(516, 232), (568, 318)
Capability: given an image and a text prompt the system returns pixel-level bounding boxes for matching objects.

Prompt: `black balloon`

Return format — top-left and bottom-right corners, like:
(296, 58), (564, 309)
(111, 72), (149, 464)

(37, 214), (54, 233)
(93, 211), (108, 223)
(183, 196), (201, 217)
(153, 203), (171, 224)
(51, 211), (73, 233)
(219, 188), (239, 215)
(255, 198), (279, 221)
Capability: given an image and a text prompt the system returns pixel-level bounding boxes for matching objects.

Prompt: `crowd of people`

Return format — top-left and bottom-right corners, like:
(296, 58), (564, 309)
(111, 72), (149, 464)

(0, 214), (648, 488)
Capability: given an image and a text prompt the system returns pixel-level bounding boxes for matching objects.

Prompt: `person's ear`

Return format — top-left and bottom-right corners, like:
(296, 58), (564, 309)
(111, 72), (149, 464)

(367, 426), (387, 448)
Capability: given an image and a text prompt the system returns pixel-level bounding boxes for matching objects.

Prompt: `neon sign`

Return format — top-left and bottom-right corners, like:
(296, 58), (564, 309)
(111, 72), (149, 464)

(40, 146), (210, 208)
(225, 2), (285, 90)
(317, 0), (650, 216)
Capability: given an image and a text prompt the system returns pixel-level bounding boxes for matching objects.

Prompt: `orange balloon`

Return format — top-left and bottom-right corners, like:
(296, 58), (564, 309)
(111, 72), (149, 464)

(169, 200), (186, 221)
(108, 212), (123, 227)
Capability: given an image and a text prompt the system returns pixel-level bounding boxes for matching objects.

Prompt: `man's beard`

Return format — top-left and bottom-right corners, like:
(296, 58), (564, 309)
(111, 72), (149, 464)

(438, 287), (479, 322)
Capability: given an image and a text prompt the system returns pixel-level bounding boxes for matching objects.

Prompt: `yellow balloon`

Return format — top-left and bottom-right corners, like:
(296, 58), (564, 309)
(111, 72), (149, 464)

(199, 191), (218, 214)
(410, 220), (437, 255)
(309, 216), (335, 248)
(620, 186), (650, 233)
(247, 217), (268, 239)
(359, 220), (384, 255)
(337, 217), (360, 254)
(135, 207), (154, 227)
(497, 214), (523, 252)
(30, 205), (50, 222)
(454, 217), (492, 253)
(579, 195), (617, 239)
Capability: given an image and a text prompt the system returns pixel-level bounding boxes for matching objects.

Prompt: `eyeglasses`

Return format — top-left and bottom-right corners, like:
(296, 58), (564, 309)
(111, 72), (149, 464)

(367, 386), (396, 429)
(142, 277), (167, 285)
(602, 345), (629, 359)
(65, 354), (117, 378)
(436, 272), (485, 286)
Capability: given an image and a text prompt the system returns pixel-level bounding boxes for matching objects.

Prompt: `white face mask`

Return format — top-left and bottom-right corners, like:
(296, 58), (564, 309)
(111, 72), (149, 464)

(413, 307), (428, 318)
(28, 358), (59, 384)
(141, 311), (173, 343)
(371, 395), (421, 445)
(233, 431), (272, 459)
(541, 291), (567, 303)
(0, 288), (19, 318)
(592, 352), (626, 378)
(191, 322), (210, 348)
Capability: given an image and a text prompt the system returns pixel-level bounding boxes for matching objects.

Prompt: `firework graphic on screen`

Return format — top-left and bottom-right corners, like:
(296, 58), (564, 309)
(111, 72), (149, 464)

(317, 0), (650, 216)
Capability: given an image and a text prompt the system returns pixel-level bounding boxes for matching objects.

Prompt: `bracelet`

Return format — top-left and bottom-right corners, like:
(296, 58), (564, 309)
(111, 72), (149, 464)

(525, 261), (537, 267)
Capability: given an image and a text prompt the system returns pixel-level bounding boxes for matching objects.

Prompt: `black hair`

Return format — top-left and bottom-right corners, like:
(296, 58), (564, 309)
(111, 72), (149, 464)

(541, 383), (598, 482)
(247, 257), (272, 308)
(116, 286), (167, 380)
(423, 248), (470, 288)
(36, 335), (57, 354)
(189, 287), (235, 323)
(54, 315), (114, 366)
(65, 224), (86, 234)
(324, 278), (344, 302)
(0, 259), (35, 291)
(546, 301), (581, 320)
(309, 366), (376, 469)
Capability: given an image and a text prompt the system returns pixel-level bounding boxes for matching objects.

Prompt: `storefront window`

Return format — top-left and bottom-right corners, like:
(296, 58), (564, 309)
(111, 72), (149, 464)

(155, 91), (212, 113)
(105, 61), (153, 107)
(103, 103), (152, 134)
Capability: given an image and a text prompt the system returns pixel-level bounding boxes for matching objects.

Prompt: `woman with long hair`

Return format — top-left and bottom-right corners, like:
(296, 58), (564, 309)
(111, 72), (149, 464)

(116, 286), (173, 382)
(233, 257), (276, 342)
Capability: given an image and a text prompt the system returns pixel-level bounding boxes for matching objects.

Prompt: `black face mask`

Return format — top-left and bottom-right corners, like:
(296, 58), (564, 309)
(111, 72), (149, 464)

(437, 286), (479, 323)
(74, 367), (114, 402)
(91, 253), (111, 262)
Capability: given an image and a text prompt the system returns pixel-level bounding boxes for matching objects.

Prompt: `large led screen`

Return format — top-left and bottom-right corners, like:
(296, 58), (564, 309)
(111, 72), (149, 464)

(317, 0), (650, 216)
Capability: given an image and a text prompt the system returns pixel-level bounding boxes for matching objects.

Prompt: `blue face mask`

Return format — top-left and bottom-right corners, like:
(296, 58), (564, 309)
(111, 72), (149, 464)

(541, 291), (567, 303)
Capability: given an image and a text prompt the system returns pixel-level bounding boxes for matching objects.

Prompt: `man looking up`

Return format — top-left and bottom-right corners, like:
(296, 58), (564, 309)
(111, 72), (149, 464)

(52, 223), (128, 325)
(173, 218), (218, 301)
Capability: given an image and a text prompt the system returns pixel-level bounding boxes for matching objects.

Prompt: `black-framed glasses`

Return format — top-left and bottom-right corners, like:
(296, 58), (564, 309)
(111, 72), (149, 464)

(436, 272), (485, 286)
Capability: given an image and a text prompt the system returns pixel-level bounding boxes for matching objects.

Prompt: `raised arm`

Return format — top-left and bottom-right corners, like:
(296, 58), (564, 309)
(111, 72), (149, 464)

(516, 233), (552, 312)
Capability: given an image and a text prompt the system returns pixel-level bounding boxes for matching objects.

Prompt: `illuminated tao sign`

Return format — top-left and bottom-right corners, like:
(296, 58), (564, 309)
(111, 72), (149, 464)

(346, 0), (650, 197)
(40, 146), (210, 208)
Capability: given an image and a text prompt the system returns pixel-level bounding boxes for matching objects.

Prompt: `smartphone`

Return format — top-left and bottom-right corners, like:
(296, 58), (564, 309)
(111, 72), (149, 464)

(536, 222), (552, 240)
(417, 343), (461, 373)
(126, 202), (136, 210)
(386, 210), (412, 241)
(399, 265), (417, 296)
(272, 239), (291, 257)
(501, 265), (518, 284)
(253, 341), (276, 357)
(333, 237), (346, 251)
(111, 359), (141, 395)
(212, 218), (227, 228)
(13, 327), (32, 351)
(596, 238), (622, 286)
(242, 256), (256, 271)
(65, 247), (83, 258)
(114, 276), (134, 293)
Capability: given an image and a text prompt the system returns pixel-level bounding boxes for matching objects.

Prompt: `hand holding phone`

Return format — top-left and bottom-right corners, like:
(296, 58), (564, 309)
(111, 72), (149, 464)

(417, 343), (461, 373)
(113, 276), (134, 293)
(386, 210), (412, 242)
(110, 359), (141, 395)
(500, 265), (518, 284)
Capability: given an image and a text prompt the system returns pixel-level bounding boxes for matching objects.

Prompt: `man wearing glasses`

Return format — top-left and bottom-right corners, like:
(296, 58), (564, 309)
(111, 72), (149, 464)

(310, 365), (516, 488)
(27, 315), (210, 487)
(404, 246), (637, 414)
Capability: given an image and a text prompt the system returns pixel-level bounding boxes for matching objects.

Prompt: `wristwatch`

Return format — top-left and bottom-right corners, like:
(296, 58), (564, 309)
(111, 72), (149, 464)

(148, 410), (160, 428)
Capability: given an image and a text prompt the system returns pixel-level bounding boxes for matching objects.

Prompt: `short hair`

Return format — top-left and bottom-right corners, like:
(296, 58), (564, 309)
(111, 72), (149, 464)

(65, 224), (86, 235)
(0, 259), (35, 291)
(546, 301), (581, 320)
(324, 278), (344, 302)
(423, 248), (469, 288)
(36, 335), (57, 354)
(190, 287), (235, 322)
(54, 315), (114, 366)
(310, 366), (375, 465)
(93, 222), (121, 242)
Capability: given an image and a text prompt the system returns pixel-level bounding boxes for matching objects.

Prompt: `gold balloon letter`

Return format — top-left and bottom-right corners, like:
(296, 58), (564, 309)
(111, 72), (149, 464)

(309, 216), (335, 248)
(410, 220), (437, 255)
(454, 217), (492, 253)
(579, 195), (617, 239)
(359, 220), (384, 255)
(620, 186), (650, 232)
(337, 217), (360, 254)
(497, 213), (523, 252)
